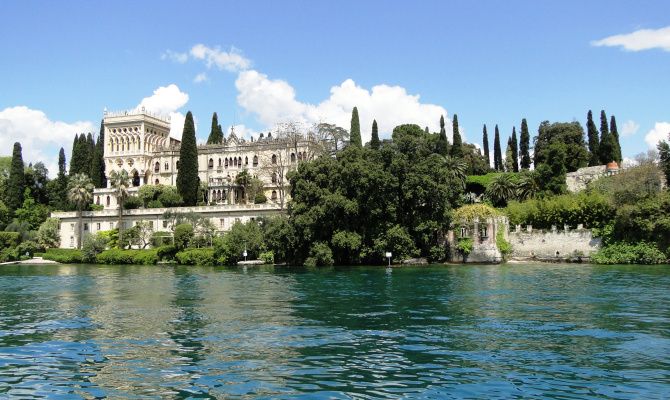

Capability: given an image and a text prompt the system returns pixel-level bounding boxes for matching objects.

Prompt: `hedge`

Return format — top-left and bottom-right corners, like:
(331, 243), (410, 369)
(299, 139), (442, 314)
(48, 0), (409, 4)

(175, 248), (215, 265)
(43, 248), (84, 263)
(96, 249), (158, 265)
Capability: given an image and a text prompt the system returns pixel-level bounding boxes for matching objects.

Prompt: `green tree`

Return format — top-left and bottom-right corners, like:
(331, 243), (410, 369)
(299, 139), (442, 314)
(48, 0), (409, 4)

(493, 125), (503, 171)
(482, 124), (490, 168)
(67, 173), (94, 249)
(587, 110), (600, 166)
(349, 106), (362, 147)
(91, 121), (106, 188)
(486, 173), (517, 207)
(599, 110), (615, 164)
(436, 115), (450, 156)
(450, 114), (462, 158)
(504, 137), (514, 172)
(69, 134), (87, 176)
(207, 112), (224, 144)
(15, 188), (50, 230)
(659, 140), (670, 186)
(510, 127), (519, 172)
(610, 115), (622, 164)
(24, 162), (49, 205)
(86, 132), (95, 172)
(461, 143), (490, 175)
(535, 142), (567, 194)
(533, 121), (589, 172)
(176, 111), (199, 205)
(109, 170), (130, 246)
(37, 217), (60, 249)
(370, 119), (380, 150)
(48, 148), (69, 210)
(519, 119), (531, 170)
(7, 142), (25, 213)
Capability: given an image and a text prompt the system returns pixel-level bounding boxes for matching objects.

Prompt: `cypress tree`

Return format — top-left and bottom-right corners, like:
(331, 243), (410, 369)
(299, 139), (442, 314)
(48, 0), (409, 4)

(493, 124), (503, 171)
(450, 114), (463, 158)
(69, 134), (88, 176)
(505, 137), (514, 172)
(610, 115), (622, 164)
(519, 118), (531, 170)
(176, 111), (199, 206)
(511, 126), (519, 172)
(69, 135), (79, 175)
(482, 124), (490, 168)
(7, 142), (25, 213)
(370, 119), (380, 150)
(86, 132), (95, 171)
(56, 147), (69, 209)
(349, 107), (362, 147)
(58, 147), (67, 176)
(91, 121), (106, 188)
(207, 112), (223, 144)
(587, 110), (600, 166)
(436, 115), (450, 155)
(599, 110), (615, 164)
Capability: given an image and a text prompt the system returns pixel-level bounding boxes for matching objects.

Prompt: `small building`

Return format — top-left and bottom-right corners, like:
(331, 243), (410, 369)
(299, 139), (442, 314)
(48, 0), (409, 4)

(446, 205), (508, 263)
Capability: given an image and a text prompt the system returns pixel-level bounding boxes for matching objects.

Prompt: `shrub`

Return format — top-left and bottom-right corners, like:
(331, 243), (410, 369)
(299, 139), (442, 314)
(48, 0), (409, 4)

(132, 249), (159, 265)
(175, 248), (215, 265)
(428, 245), (446, 263)
(372, 225), (418, 262)
(147, 199), (163, 209)
(591, 242), (667, 265)
(0, 247), (18, 262)
(456, 238), (473, 256)
(82, 234), (109, 263)
(304, 242), (334, 267)
(259, 250), (274, 264)
(37, 218), (60, 249)
(90, 204), (104, 211)
(16, 240), (43, 258)
(496, 229), (512, 258)
(0, 232), (21, 250)
(174, 223), (194, 250)
(254, 193), (267, 204)
(43, 248), (83, 263)
(156, 244), (178, 261)
(123, 196), (142, 210)
(96, 249), (158, 265)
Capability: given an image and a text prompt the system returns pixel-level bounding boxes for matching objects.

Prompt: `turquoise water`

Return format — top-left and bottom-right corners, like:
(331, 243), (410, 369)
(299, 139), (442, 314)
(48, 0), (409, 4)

(0, 263), (669, 399)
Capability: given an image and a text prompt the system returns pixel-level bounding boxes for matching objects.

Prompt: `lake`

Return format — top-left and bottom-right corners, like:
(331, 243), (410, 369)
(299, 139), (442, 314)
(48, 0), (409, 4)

(0, 263), (669, 399)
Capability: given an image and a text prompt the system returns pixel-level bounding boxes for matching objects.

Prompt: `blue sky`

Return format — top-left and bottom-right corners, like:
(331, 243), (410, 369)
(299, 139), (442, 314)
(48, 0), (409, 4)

(1, 0), (669, 174)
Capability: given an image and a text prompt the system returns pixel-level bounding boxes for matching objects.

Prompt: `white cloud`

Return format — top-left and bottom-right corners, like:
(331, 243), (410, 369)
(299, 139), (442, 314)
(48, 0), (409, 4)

(235, 70), (451, 144)
(0, 106), (95, 177)
(644, 122), (670, 148)
(161, 49), (188, 63)
(190, 44), (251, 72)
(193, 72), (208, 83)
(137, 84), (189, 115)
(591, 26), (670, 52)
(621, 120), (640, 137)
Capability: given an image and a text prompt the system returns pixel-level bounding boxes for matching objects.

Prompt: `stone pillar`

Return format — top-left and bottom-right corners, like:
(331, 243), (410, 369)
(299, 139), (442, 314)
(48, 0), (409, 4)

(473, 218), (479, 244)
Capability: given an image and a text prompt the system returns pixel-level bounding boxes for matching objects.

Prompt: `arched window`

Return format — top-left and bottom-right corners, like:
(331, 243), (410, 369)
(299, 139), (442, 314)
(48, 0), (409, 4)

(272, 172), (277, 184)
(225, 158), (229, 168)
(271, 190), (277, 200)
(291, 153), (296, 163)
(238, 157), (242, 166)
(253, 155), (258, 167)
(245, 156), (248, 165)
(154, 162), (160, 173)
(96, 196), (100, 205)
(218, 158), (222, 167)
(106, 196), (110, 206)
(132, 171), (140, 187)
(155, 179), (160, 185)
(208, 158), (214, 169)
(271, 154), (277, 164)
(234, 157), (237, 167)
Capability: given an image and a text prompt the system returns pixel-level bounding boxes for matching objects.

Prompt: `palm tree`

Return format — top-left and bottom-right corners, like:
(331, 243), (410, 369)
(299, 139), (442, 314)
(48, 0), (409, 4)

(516, 172), (540, 201)
(109, 170), (130, 247)
(485, 173), (517, 207)
(67, 173), (94, 249)
(443, 155), (467, 189)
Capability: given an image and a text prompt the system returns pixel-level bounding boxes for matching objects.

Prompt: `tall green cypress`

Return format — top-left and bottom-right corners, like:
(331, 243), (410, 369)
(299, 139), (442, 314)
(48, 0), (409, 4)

(370, 119), (380, 150)
(519, 118), (531, 170)
(86, 132), (95, 171)
(493, 124), (503, 171)
(586, 110), (600, 166)
(7, 142), (25, 213)
(176, 111), (199, 206)
(91, 121), (106, 188)
(450, 114), (462, 158)
(511, 127), (519, 172)
(207, 112), (223, 144)
(599, 110), (615, 164)
(69, 135), (79, 176)
(436, 115), (449, 155)
(349, 107), (362, 147)
(55, 147), (69, 209)
(482, 124), (490, 168)
(610, 115), (622, 164)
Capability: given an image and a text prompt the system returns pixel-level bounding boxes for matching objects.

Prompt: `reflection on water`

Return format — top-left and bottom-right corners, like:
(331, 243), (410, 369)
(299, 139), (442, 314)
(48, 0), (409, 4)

(0, 263), (669, 398)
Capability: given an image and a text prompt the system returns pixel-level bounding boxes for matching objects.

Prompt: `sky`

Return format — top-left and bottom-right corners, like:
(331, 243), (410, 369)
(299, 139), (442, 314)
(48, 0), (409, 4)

(1, 0), (669, 175)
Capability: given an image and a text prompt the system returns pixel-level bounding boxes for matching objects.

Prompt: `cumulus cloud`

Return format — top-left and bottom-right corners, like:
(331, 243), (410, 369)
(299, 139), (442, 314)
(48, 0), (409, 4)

(190, 44), (251, 72)
(644, 122), (670, 148)
(235, 70), (451, 144)
(0, 106), (95, 177)
(193, 72), (208, 83)
(135, 84), (191, 139)
(591, 26), (670, 52)
(621, 120), (640, 137)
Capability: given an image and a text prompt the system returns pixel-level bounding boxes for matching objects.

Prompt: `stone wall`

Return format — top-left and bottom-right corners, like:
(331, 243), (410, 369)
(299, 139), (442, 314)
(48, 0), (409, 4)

(508, 225), (601, 261)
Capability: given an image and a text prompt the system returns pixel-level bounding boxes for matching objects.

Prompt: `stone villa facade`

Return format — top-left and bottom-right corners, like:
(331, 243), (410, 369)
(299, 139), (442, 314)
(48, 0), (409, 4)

(53, 109), (326, 248)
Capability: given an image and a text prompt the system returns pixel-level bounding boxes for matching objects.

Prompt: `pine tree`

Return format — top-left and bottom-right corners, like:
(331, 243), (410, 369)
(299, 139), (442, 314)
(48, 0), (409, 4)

(91, 121), (106, 188)
(587, 110), (600, 166)
(511, 127), (519, 172)
(349, 107), (362, 147)
(176, 111), (199, 206)
(370, 119), (380, 150)
(207, 112), (224, 144)
(599, 110), (615, 164)
(450, 114), (463, 158)
(519, 118), (531, 170)
(482, 124), (490, 168)
(7, 142), (25, 213)
(493, 124), (503, 171)
(436, 115), (450, 155)
(610, 115), (622, 164)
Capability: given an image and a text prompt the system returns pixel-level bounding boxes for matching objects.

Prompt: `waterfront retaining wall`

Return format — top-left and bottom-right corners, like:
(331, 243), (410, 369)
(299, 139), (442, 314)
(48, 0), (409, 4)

(508, 225), (601, 261)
